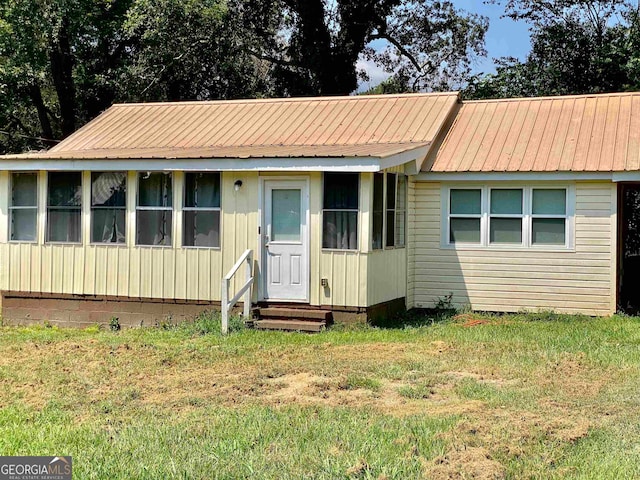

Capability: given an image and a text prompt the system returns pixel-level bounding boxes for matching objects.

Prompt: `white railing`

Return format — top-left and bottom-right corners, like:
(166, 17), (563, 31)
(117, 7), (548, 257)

(221, 249), (254, 335)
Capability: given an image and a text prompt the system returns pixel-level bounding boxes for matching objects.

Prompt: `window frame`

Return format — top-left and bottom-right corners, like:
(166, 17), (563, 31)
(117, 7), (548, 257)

(442, 184), (574, 250)
(488, 188), (525, 246)
(321, 172), (360, 251)
(447, 187), (484, 246)
(90, 171), (127, 245)
(371, 172), (408, 250)
(136, 171), (173, 247)
(9, 172), (39, 244)
(530, 187), (569, 247)
(182, 171), (222, 249)
(45, 171), (83, 245)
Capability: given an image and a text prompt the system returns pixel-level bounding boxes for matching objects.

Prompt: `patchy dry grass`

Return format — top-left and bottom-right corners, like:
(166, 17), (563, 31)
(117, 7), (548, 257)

(1, 312), (640, 478)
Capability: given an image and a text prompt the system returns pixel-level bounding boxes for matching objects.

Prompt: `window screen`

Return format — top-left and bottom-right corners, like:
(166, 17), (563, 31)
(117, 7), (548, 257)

(183, 172), (221, 247)
(322, 173), (358, 250)
(137, 172), (172, 246)
(47, 172), (81, 243)
(10, 173), (38, 242)
(532, 189), (567, 245)
(91, 172), (126, 243)
(372, 172), (384, 250)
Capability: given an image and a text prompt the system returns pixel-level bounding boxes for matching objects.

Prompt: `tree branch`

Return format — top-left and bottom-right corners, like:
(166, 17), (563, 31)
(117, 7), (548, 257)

(370, 32), (422, 72)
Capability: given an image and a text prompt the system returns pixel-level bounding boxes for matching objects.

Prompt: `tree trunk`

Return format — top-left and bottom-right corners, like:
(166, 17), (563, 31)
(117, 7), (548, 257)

(49, 18), (76, 138)
(27, 85), (55, 145)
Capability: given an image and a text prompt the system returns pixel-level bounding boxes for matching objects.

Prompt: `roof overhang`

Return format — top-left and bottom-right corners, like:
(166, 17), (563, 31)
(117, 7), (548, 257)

(415, 171), (616, 182)
(0, 145), (430, 173)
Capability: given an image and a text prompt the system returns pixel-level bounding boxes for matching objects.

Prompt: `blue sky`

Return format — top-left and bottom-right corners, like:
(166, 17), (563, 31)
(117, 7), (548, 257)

(357, 1), (532, 90)
(456, 0), (531, 73)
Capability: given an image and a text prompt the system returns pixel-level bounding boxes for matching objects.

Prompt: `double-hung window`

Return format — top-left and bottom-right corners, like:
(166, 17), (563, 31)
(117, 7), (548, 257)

(445, 186), (570, 248)
(10, 173), (38, 242)
(531, 189), (567, 245)
(322, 173), (359, 250)
(183, 172), (221, 248)
(91, 172), (126, 244)
(137, 172), (172, 246)
(489, 189), (523, 244)
(449, 189), (482, 244)
(47, 172), (82, 243)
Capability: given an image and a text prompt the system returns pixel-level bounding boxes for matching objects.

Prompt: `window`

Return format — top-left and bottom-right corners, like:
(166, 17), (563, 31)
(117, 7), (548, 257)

(372, 172), (407, 250)
(532, 189), (567, 245)
(47, 172), (81, 243)
(372, 173), (384, 250)
(322, 173), (358, 250)
(489, 189), (523, 244)
(449, 189), (482, 244)
(396, 175), (407, 247)
(445, 186), (571, 248)
(91, 172), (126, 243)
(137, 172), (172, 246)
(183, 172), (221, 248)
(10, 173), (38, 242)
(386, 173), (396, 247)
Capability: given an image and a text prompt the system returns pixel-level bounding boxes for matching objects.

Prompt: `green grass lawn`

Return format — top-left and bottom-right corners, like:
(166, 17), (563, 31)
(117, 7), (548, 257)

(1, 311), (640, 479)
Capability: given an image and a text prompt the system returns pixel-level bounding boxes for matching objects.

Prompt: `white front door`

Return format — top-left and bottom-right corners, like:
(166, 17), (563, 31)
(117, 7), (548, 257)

(263, 179), (309, 301)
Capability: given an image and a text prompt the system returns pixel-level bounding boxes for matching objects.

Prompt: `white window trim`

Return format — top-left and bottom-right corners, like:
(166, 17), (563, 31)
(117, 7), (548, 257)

(488, 188), (525, 247)
(441, 184), (575, 251)
(182, 172), (222, 250)
(8, 172), (39, 244)
(136, 172), (173, 247)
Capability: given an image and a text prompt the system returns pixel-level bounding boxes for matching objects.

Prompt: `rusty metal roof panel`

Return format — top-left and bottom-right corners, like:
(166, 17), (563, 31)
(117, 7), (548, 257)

(20, 93), (458, 162)
(428, 91), (640, 172)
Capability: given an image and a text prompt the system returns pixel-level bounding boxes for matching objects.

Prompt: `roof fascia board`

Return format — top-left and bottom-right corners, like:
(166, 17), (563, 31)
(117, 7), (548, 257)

(379, 145), (430, 171)
(0, 157), (385, 172)
(612, 172), (640, 182)
(415, 172), (614, 182)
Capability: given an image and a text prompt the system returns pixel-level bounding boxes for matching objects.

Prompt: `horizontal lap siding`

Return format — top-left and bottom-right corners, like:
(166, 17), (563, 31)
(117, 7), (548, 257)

(410, 181), (615, 316)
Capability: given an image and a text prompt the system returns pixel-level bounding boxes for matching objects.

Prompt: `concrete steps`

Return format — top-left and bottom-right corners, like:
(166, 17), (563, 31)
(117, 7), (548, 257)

(252, 307), (331, 332)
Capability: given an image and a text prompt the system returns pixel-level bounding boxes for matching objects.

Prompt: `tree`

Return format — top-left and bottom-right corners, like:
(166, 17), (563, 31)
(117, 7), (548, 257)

(236, 0), (488, 95)
(465, 0), (640, 99)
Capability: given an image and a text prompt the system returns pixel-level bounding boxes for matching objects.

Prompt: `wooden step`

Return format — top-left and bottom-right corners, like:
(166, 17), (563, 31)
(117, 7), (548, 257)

(257, 307), (331, 322)
(254, 319), (326, 332)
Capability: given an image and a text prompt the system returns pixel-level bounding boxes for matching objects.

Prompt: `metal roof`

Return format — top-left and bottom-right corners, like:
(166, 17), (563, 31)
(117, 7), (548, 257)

(426, 92), (640, 173)
(7, 93), (459, 161)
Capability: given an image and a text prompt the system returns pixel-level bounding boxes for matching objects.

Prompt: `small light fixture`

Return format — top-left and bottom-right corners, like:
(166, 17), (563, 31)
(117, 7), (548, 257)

(234, 180), (243, 192)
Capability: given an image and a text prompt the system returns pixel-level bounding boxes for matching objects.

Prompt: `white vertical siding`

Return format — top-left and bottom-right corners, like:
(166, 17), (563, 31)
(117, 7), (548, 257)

(409, 181), (616, 315)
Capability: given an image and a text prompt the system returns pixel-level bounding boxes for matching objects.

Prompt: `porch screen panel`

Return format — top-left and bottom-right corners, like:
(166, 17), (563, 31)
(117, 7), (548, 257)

(322, 173), (358, 250)
(372, 172), (384, 249)
(386, 173), (396, 247)
(10, 173), (38, 241)
(183, 172), (221, 247)
(91, 172), (126, 243)
(47, 172), (82, 243)
(395, 175), (407, 247)
(137, 172), (172, 246)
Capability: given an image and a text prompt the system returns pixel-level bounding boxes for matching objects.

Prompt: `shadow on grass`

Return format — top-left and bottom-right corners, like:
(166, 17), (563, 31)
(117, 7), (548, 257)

(369, 308), (459, 330)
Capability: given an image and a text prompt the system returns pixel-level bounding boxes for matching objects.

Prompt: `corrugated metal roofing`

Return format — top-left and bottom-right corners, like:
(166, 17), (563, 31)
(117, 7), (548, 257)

(426, 92), (640, 172)
(9, 93), (459, 160)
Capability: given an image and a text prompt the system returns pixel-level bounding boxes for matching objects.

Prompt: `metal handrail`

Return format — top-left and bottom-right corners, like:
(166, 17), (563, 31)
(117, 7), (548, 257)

(221, 249), (253, 334)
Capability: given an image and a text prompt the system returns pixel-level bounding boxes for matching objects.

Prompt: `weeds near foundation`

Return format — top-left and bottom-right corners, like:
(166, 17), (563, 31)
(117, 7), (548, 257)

(109, 316), (121, 332)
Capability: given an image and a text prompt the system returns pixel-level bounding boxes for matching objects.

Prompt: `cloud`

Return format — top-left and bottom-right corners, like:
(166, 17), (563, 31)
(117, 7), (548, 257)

(356, 57), (392, 92)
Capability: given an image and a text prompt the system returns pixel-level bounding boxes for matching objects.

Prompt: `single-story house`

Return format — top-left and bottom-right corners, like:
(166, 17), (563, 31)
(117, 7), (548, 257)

(0, 91), (637, 328)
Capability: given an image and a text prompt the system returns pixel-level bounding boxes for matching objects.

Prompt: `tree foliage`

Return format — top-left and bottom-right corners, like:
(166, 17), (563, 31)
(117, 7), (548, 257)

(0, 0), (488, 154)
(465, 0), (640, 99)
